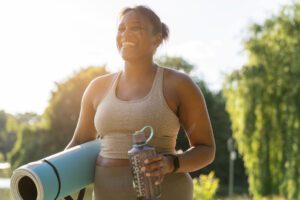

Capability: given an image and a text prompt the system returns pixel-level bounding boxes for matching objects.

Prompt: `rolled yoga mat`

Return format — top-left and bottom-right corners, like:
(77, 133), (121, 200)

(10, 139), (101, 200)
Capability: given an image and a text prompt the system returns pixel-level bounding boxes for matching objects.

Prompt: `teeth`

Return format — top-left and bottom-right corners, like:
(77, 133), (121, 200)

(122, 42), (136, 46)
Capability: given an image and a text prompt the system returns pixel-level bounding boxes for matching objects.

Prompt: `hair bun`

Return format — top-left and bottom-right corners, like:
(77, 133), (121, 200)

(161, 22), (169, 42)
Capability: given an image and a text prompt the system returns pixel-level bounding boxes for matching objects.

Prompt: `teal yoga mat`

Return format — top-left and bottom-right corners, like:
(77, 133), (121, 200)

(10, 139), (101, 200)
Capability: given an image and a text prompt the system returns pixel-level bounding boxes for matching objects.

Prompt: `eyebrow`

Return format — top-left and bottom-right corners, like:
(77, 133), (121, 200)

(119, 20), (142, 26)
(130, 21), (142, 24)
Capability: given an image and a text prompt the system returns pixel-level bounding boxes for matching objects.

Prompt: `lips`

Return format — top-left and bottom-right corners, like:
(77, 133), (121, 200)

(122, 41), (137, 48)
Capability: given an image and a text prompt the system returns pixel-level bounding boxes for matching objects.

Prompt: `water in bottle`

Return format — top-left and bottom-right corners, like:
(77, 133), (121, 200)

(128, 126), (161, 200)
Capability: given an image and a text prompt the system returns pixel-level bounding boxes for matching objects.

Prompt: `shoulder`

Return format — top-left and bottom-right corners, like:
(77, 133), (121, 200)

(162, 67), (200, 95)
(83, 72), (119, 109)
(161, 67), (205, 112)
(89, 72), (118, 90)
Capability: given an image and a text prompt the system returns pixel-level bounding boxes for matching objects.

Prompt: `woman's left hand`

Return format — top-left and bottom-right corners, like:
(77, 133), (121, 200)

(141, 154), (174, 185)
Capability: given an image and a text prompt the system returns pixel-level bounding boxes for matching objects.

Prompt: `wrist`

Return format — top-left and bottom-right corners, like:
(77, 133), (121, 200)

(166, 155), (175, 174)
(164, 154), (180, 173)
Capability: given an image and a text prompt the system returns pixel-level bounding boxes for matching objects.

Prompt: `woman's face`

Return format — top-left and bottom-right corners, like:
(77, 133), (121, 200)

(116, 11), (161, 61)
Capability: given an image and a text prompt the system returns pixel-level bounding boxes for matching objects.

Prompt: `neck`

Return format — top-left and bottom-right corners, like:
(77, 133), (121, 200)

(123, 57), (157, 82)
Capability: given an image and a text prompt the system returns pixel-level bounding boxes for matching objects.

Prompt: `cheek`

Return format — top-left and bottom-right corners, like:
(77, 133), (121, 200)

(143, 38), (156, 53)
(116, 34), (121, 50)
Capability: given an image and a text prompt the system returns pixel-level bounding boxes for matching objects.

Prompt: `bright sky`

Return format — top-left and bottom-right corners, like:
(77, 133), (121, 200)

(0, 0), (293, 115)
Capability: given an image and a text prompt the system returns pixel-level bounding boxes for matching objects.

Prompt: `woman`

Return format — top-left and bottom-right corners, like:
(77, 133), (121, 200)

(65, 5), (215, 200)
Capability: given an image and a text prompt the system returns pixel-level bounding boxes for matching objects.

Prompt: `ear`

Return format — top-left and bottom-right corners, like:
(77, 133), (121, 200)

(153, 33), (162, 48)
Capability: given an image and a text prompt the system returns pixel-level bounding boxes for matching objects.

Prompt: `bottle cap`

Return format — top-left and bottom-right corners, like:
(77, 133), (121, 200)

(133, 131), (147, 145)
(133, 126), (154, 147)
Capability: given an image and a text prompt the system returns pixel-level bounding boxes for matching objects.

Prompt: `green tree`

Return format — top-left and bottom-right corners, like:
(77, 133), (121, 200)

(8, 66), (109, 169)
(0, 111), (18, 162)
(0, 111), (8, 161)
(0, 111), (7, 130)
(8, 122), (49, 170)
(15, 112), (42, 125)
(223, 3), (300, 199)
(155, 55), (194, 74)
(44, 66), (108, 152)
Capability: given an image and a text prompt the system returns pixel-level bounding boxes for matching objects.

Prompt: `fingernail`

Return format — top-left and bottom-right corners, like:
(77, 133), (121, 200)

(146, 173), (150, 176)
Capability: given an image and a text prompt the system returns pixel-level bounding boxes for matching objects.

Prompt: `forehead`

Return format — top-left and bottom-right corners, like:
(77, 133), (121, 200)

(119, 10), (148, 26)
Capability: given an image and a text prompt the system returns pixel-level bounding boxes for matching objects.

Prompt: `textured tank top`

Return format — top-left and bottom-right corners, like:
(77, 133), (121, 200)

(94, 66), (180, 159)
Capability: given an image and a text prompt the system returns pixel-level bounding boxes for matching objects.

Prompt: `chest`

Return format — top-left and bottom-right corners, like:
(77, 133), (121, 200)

(115, 74), (179, 115)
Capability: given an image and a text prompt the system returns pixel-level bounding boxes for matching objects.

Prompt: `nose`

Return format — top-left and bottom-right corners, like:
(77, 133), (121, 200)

(121, 28), (133, 38)
(118, 29), (135, 45)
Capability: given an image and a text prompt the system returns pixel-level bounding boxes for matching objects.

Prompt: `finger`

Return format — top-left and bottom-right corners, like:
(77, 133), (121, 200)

(155, 175), (164, 185)
(142, 160), (167, 172)
(144, 155), (163, 164)
(146, 167), (164, 177)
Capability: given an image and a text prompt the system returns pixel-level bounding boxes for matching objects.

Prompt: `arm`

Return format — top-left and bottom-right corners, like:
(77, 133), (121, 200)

(64, 80), (98, 150)
(142, 72), (216, 182)
(174, 74), (216, 173)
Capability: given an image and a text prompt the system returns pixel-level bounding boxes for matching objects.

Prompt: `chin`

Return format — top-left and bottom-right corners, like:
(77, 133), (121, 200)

(121, 54), (135, 62)
(120, 52), (139, 62)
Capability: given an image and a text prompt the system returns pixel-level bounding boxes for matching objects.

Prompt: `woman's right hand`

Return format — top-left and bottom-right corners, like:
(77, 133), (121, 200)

(141, 154), (174, 185)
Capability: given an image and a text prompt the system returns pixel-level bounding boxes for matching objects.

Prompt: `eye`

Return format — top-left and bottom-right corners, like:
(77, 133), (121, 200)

(131, 26), (143, 31)
(132, 26), (140, 30)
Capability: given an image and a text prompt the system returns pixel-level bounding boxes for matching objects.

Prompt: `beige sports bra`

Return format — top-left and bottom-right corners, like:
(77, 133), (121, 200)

(94, 66), (180, 159)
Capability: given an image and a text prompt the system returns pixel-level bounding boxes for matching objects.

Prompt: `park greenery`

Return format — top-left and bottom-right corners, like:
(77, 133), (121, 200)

(193, 171), (219, 200)
(223, 2), (300, 199)
(1, 2), (300, 199)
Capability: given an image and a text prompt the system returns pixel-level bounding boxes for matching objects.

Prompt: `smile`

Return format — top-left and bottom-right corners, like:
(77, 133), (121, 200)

(122, 42), (137, 47)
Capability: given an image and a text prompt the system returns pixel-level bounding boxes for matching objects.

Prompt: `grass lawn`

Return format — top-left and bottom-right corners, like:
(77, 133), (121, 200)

(1, 187), (253, 200)
(0, 185), (94, 200)
(3, 185), (254, 200)
(0, 188), (13, 200)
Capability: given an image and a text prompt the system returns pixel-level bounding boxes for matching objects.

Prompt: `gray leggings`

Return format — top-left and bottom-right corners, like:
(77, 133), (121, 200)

(93, 165), (194, 200)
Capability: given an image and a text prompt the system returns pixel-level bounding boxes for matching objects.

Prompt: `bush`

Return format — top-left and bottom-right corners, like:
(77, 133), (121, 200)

(0, 153), (4, 162)
(193, 171), (219, 200)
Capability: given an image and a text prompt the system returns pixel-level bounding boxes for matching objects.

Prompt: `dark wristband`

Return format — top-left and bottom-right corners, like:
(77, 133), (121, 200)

(164, 154), (180, 173)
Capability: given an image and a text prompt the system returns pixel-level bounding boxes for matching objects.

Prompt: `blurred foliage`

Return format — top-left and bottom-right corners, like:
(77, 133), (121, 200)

(0, 111), (42, 164)
(8, 66), (108, 170)
(15, 112), (43, 125)
(223, 2), (300, 199)
(0, 111), (18, 162)
(194, 83), (247, 189)
(0, 153), (4, 162)
(155, 55), (194, 74)
(193, 171), (219, 200)
(8, 122), (49, 170)
(43, 66), (108, 152)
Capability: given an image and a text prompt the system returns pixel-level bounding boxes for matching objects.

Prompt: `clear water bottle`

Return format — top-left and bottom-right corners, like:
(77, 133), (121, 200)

(128, 126), (161, 200)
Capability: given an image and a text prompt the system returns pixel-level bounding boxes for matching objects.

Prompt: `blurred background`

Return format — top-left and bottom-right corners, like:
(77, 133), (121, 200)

(0, 0), (299, 199)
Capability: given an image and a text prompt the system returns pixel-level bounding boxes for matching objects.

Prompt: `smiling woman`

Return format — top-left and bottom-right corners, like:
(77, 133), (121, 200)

(65, 5), (215, 200)
(116, 6), (169, 62)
